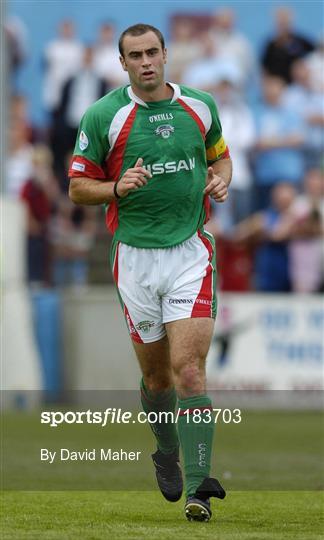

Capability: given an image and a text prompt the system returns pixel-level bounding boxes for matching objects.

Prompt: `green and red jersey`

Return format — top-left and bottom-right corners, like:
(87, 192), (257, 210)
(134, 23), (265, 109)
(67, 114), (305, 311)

(68, 83), (229, 248)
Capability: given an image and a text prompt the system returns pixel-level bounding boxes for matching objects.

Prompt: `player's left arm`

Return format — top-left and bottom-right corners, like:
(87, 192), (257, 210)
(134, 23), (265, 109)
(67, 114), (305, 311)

(204, 156), (232, 203)
(203, 95), (233, 203)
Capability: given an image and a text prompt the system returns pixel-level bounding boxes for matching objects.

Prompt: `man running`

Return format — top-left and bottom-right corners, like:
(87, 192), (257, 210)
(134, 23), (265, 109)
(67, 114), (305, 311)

(69, 23), (232, 522)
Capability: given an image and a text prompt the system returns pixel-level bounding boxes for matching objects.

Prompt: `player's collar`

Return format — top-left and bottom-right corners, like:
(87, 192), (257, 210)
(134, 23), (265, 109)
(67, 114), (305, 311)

(169, 83), (181, 103)
(127, 83), (181, 107)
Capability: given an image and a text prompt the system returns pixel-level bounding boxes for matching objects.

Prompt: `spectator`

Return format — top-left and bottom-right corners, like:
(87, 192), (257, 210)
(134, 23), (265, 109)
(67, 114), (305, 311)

(10, 94), (29, 128)
(253, 75), (305, 210)
(205, 205), (253, 292)
(305, 37), (324, 92)
(235, 183), (297, 292)
(289, 169), (324, 292)
(166, 18), (203, 84)
(10, 94), (40, 143)
(50, 46), (107, 190)
(212, 73), (256, 224)
(4, 16), (28, 79)
(283, 58), (324, 168)
(182, 32), (241, 92)
(6, 118), (33, 197)
(209, 8), (255, 87)
(262, 7), (314, 83)
(205, 76), (255, 293)
(20, 145), (58, 285)
(49, 197), (96, 288)
(42, 20), (83, 114)
(93, 22), (129, 89)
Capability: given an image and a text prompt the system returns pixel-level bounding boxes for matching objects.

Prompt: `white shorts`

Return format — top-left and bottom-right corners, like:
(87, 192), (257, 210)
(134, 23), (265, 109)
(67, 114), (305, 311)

(111, 230), (217, 343)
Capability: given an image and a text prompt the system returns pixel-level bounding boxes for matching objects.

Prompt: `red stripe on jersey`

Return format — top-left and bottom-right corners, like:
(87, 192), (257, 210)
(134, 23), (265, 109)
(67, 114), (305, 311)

(112, 241), (120, 284)
(177, 98), (206, 140)
(106, 103), (139, 181)
(68, 155), (106, 179)
(106, 201), (119, 235)
(191, 230), (213, 318)
(203, 195), (211, 224)
(124, 304), (143, 343)
(105, 103), (139, 234)
(178, 406), (213, 416)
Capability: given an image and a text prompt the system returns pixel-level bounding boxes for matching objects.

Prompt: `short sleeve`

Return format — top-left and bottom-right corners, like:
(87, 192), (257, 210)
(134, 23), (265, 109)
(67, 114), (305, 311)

(205, 95), (230, 164)
(69, 105), (110, 179)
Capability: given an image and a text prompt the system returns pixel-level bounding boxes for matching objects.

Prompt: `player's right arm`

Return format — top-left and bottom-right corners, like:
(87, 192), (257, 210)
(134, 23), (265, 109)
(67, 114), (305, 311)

(68, 104), (150, 206)
(69, 158), (151, 205)
(69, 177), (115, 205)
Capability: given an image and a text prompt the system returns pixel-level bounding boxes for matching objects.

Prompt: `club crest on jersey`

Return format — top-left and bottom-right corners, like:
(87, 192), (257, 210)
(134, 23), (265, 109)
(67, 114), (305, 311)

(79, 130), (89, 151)
(155, 124), (175, 139)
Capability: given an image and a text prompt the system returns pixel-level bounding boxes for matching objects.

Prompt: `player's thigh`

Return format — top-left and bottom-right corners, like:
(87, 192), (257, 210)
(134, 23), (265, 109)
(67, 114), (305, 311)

(111, 240), (166, 343)
(165, 317), (215, 367)
(162, 230), (217, 324)
(132, 336), (172, 391)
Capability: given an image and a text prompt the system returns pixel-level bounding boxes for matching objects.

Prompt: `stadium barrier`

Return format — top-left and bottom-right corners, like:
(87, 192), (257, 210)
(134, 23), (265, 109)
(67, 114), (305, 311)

(2, 198), (43, 405)
(60, 289), (323, 400)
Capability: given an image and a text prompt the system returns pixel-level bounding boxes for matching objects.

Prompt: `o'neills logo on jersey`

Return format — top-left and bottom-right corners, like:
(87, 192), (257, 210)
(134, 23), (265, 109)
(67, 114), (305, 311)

(144, 157), (195, 175)
(155, 124), (175, 139)
(149, 113), (174, 123)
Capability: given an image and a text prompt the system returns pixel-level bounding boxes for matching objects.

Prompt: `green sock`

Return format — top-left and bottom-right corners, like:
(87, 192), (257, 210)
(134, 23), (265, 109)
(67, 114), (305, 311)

(177, 395), (215, 497)
(140, 378), (179, 455)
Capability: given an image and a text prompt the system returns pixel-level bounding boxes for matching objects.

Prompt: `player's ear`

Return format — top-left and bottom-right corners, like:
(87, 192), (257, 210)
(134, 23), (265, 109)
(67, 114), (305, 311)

(119, 55), (128, 72)
(163, 48), (167, 64)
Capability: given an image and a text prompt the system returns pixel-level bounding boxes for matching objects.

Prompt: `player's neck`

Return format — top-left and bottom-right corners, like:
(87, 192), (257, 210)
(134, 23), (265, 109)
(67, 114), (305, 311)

(131, 82), (174, 103)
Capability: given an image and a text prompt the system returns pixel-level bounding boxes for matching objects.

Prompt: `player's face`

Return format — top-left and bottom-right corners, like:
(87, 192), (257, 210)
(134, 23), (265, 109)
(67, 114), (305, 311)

(120, 31), (167, 93)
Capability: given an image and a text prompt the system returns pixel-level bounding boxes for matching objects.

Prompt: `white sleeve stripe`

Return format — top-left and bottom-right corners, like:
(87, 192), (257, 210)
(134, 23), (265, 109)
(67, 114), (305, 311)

(177, 96), (212, 134)
(107, 102), (137, 154)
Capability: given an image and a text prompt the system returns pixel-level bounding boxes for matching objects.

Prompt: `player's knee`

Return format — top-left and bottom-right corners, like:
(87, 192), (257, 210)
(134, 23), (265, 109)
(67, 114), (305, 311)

(173, 362), (204, 394)
(143, 373), (173, 394)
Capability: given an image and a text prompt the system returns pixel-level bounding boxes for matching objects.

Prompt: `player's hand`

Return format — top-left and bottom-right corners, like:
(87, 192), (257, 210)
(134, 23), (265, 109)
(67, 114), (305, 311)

(204, 167), (228, 202)
(115, 158), (152, 198)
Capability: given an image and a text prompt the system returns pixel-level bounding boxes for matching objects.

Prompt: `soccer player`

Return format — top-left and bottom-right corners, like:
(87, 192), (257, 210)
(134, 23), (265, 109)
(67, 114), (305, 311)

(69, 23), (232, 522)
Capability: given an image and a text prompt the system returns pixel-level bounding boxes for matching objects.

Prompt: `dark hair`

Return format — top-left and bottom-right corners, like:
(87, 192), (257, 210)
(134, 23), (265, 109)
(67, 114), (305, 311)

(119, 23), (165, 56)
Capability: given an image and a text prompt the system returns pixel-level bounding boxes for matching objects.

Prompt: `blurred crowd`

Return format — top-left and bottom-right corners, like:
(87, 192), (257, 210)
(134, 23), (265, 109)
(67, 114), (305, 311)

(5, 7), (324, 292)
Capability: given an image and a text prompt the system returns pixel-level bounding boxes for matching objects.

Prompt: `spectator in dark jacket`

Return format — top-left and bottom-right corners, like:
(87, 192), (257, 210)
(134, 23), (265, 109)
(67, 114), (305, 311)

(262, 7), (314, 83)
(50, 46), (107, 190)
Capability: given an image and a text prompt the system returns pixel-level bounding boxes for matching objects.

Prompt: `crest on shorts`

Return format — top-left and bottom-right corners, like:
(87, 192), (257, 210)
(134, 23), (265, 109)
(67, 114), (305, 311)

(79, 130), (89, 151)
(136, 320), (155, 333)
(155, 124), (175, 139)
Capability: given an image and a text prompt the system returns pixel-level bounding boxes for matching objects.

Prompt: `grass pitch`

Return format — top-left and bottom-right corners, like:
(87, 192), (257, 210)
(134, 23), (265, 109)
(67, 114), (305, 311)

(3, 409), (323, 491)
(1, 409), (323, 538)
(1, 490), (323, 540)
